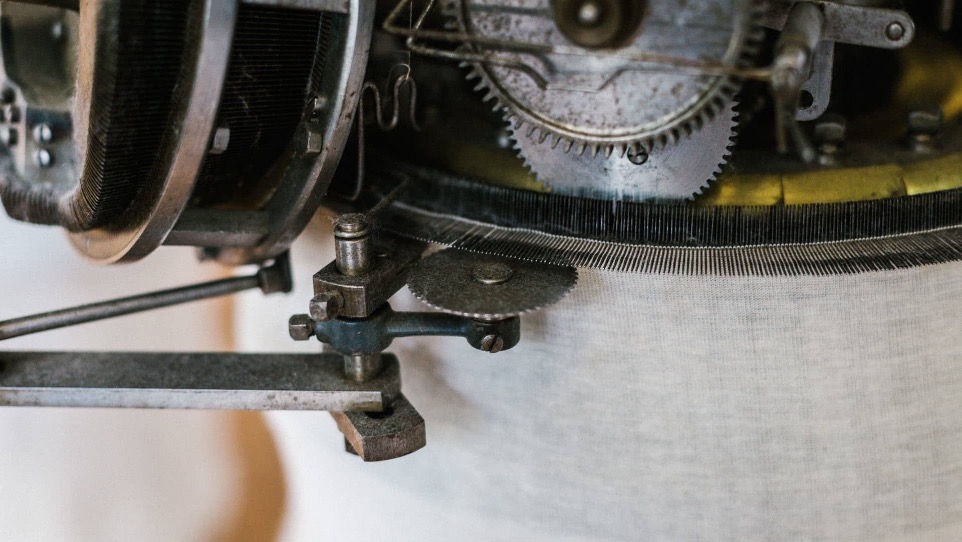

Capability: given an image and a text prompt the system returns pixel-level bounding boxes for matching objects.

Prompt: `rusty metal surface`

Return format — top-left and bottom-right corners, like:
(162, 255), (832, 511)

(0, 351), (401, 411)
(332, 393), (426, 462)
(312, 238), (425, 319)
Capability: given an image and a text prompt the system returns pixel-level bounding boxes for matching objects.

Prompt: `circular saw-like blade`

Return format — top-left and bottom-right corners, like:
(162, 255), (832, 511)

(513, 101), (737, 201)
(407, 249), (578, 320)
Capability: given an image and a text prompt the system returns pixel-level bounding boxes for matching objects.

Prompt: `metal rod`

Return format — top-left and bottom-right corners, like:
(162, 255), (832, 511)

(0, 275), (260, 341)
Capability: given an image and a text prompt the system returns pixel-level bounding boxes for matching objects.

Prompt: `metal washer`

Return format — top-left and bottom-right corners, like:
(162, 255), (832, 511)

(407, 249), (578, 320)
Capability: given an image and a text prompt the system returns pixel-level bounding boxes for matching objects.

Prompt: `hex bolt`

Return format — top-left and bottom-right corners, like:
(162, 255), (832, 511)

(288, 314), (315, 341)
(35, 149), (53, 168)
(309, 291), (340, 322)
(480, 334), (504, 353)
(334, 214), (373, 277)
(885, 22), (905, 41)
(32, 124), (53, 144)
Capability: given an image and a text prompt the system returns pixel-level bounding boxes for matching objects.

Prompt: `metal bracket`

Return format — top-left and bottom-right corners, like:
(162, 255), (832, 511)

(291, 304), (521, 354)
(762, 1), (915, 50)
(797, 40), (834, 122)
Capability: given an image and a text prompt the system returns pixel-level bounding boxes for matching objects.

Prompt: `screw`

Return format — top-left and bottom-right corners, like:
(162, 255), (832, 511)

(35, 149), (53, 168)
(627, 147), (648, 165)
(32, 124), (53, 144)
(473, 263), (514, 285)
(480, 334), (504, 353)
(885, 22), (905, 41)
(309, 291), (340, 322)
(288, 314), (315, 341)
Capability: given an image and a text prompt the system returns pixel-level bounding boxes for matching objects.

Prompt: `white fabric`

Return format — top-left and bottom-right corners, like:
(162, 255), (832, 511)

(238, 219), (962, 541)
(0, 215), (241, 542)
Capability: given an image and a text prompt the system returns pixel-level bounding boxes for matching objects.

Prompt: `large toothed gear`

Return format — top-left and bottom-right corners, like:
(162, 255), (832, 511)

(513, 100), (738, 201)
(449, 0), (759, 155)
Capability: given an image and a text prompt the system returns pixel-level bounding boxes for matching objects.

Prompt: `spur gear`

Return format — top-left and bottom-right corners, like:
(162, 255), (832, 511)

(450, 0), (759, 155)
(513, 100), (738, 201)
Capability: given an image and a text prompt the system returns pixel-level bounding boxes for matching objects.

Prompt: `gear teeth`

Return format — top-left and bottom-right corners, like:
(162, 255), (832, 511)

(450, 0), (761, 159)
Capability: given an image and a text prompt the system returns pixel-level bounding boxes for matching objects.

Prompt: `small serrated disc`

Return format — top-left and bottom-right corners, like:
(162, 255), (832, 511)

(407, 249), (578, 319)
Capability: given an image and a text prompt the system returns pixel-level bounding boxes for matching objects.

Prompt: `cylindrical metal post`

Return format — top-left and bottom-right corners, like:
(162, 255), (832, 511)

(334, 214), (374, 276)
(344, 353), (384, 382)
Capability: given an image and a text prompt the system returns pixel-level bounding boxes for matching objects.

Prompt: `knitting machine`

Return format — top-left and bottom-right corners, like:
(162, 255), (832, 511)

(0, 0), (957, 460)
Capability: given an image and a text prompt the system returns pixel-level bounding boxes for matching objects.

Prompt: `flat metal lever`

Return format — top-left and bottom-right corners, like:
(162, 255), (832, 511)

(0, 254), (292, 341)
(0, 350), (397, 411)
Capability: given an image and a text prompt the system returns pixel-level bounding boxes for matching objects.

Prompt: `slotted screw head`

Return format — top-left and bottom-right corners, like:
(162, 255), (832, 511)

(288, 314), (314, 341)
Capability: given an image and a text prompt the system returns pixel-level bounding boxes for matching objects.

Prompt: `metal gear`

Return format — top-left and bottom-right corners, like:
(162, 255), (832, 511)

(450, 0), (760, 155)
(407, 249), (578, 320)
(513, 100), (738, 201)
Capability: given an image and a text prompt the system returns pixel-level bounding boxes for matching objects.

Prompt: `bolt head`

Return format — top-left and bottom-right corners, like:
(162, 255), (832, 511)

(334, 214), (370, 237)
(288, 314), (315, 341)
(627, 147), (648, 165)
(480, 334), (504, 353)
(473, 263), (514, 285)
(309, 292), (340, 321)
(885, 22), (905, 41)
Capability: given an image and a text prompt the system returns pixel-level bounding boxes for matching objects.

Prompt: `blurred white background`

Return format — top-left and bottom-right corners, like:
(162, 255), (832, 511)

(0, 213), (253, 541)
